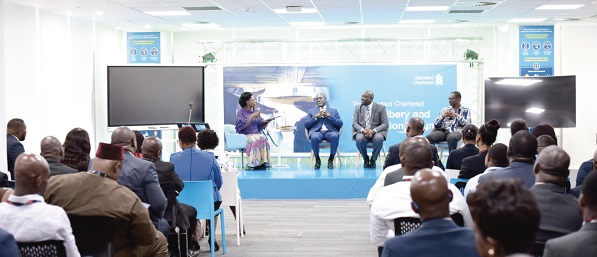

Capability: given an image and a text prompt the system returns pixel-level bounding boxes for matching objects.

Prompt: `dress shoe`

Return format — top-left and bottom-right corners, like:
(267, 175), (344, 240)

(314, 157), (321, 169)
(208, 237), (220, 251)
(328, 156), (334, 169)
(368, 160), (376, 168)
(363, 155), (370, 168)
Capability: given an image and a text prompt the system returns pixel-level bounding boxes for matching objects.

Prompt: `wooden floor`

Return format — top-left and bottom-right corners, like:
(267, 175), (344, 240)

(194, 200), (375, 257)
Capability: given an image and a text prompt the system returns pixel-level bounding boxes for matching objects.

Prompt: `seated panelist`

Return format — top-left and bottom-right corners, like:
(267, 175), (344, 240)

(304, 93), (343, 169)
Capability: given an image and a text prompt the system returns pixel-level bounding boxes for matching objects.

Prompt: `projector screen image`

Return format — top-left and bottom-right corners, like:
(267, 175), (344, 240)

(108, 66), (204, 127)
(484, 75), (576, 128)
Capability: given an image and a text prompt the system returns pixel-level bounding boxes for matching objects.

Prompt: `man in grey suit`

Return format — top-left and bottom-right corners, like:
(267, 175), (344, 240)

(478, 130), (537, 188)
(352, 90), (388, 168)
(544, 170), (597, 257)
(530, 146), (582, 243)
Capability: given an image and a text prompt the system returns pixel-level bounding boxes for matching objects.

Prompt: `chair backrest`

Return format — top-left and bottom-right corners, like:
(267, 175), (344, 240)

(68, 215), (114, 257)
(224, 124), (236, 135)
(445, 169), (460, 181)
(223, 124), (247, 151)
(393, 217), (421, 236)
(18, 240), (66, 257)
(159, 182), (178, 226)
(449, 178), (469, 195)
(178, 181), (217, 219)
(220, 172), (239, 207)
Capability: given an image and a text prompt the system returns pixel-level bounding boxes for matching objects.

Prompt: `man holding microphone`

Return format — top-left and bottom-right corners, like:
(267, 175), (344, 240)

(304, 93), (343, 169)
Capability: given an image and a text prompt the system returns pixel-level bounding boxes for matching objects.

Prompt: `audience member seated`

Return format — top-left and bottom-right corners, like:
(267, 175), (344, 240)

(369, 141), (472, 247)
(352, 90), (389, 168)
(544, 171), (597, 257)
(467, 179), (540, 257)
(133, 130), (144, 158)
(384, 137), (439, 186)
(40, 136), (77, 177)
(1, 187), (13, 202)
(446, 124), (479, 170)
(0, 153), (80, 257)
(575, 148), (597, 189)
(531, 146), (582, 243)
(170, 126), (223, 251)
(61, 127), (91, 172)
(510, 118), (528, 136)
(141, 136), (200, 254)
(532, 123), (558, 145)
(6, 118), (26, 178)
(536, 135), (556, 154)
(111, 126), (168, 236)
(45, 143), (168, 257)
(426, 91), (472, 152)
(383, 117), (443, 170)
(381, 169), (480, 257)
(459, 119), (500, 179)
(479, 130), (537, 188)
(0, 227), (18, 257)
(463, 143), (509, 198)
(235, 91), (271, 169)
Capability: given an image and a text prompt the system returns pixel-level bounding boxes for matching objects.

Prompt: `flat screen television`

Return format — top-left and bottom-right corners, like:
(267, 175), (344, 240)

(484, 75), (576, 128)
(107, 66), (205, 127)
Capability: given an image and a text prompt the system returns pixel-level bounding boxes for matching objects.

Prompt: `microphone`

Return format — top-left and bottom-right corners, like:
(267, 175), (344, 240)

(188, 101), (193, 125)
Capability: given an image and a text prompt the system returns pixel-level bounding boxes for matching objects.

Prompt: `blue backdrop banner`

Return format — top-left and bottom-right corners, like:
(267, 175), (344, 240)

(223, 64), (458, 154)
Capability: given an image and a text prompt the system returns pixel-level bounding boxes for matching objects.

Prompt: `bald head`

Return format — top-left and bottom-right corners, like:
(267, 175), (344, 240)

(537, 135), (556, 154)
(40, 136), (63, 161)
(141, 136), (162, 160)
(402, 140), (433, 175)
(509, 130), (538, 160)
(407, 117), (425, 137)
(13, 153), (50, 196)
(111, 126), (136, 152)
(534, 146), (570, 184)
(410, 169), (451, 221)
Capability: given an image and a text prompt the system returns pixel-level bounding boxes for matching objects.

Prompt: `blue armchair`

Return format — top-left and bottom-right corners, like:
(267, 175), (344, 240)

(224, 124), (247, 168)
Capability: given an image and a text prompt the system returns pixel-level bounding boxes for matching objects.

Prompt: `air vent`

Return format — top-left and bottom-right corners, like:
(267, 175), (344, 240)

(344, 21), (361, 25)
(193, 21), (211, 24)
(454, 1), (498, 7)
(183, 6), (222, 11)
(552, 18), (580, 21)
(449, 10), (485, 13)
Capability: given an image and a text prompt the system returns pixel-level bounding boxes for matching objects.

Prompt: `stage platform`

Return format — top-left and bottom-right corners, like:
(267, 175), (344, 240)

(237, 162), (383, 199)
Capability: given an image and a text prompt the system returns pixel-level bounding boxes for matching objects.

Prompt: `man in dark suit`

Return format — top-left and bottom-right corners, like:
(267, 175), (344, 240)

(531, 146), (582, 243)
(0, 227), (18, 257)
(383, 117), (443, 170)
(544, 170), (597, 257)
(381, 169), (480, 257)
(111, 126), (168, 236)
(6, 118), (27, 178)
(304, 93), (343, 169)
(479, 130), (537, 188)
(384, 137), (433, 186)
(40, 136), (78, 176)
(352, 90), (388, 168)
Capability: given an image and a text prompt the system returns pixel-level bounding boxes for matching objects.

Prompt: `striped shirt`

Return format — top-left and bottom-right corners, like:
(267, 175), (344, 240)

(433, 106), (472, 132)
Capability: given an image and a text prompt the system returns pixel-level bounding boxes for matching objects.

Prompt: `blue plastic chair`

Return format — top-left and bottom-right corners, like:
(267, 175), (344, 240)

(224, 124), (247, 168)
(449, 178), (469, 195)
(178, 181), (227, 256)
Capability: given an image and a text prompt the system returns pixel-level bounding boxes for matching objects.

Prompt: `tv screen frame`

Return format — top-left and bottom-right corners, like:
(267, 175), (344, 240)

(107, 65), (205, 128)
(484, 75), (576, 128)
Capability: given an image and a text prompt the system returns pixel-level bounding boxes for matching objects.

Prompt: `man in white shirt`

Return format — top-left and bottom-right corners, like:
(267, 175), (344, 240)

(0, 153), (80, 257)
(370, 141), (473, 247)
(463, 143), (509, 198)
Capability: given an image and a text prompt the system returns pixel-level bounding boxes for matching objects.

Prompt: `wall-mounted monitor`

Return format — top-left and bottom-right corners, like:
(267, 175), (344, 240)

(484, 75), (576, 128)
(107, 66), (205, 127)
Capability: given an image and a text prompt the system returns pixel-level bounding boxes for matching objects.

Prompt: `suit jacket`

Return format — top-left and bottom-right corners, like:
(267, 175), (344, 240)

(446, 144), (479, 170)
(544, 222), (597, 257)
(352, 102), (388, 139)
(530, 183), (582, 243)
(0, 227), (18, 257)
(381, 218), (480, 257)
(304, 106), (343, 137)
(576, 159), (593, 186)
(45, 157), (78, 177)
(383, 141), (443, 170)
(459, 151), (488, 179)
(6, 134), (24, 177)
(478, 161), (535, 188)
(383, 168), (404, 186)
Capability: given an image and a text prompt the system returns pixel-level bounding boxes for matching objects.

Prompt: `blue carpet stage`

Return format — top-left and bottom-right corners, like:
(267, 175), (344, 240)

(237, 163), (383, 199)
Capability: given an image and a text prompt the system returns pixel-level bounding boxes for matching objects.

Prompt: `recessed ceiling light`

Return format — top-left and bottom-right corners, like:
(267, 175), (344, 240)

(405, 6), (449, 12)
(96, 11), (103, 16)
(144, 11), (191, 16)
(145, 24), (151, 29)
(400, 20), (435, 24)
(526, 107), (545, 114)
(507, 18), (547, 23)
(495, 79), (542, 86)
(289, 21), (325, 26)
(274, 8), (318, 14)
(536, 5), (584, 10)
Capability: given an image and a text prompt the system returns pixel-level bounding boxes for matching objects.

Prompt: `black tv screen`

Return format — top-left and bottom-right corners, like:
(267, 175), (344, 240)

(108, 66), (205, 127)
(484, 75), (576, 128)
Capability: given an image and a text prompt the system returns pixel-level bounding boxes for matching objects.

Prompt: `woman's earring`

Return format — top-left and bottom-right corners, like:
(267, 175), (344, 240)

(488, 248), (495, 256)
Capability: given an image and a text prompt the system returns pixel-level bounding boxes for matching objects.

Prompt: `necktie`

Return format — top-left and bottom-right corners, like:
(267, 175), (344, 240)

(365, 106), (371, 129)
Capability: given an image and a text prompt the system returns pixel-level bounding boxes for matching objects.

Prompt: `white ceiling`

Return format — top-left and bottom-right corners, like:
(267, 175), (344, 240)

(8, 0), (597, 30)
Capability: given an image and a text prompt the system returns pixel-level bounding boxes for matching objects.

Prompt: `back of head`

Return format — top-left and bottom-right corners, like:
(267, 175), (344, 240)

(410, 169), (450, 221)
(536, 135), (556, 154)
(462, 124), (478, 141)
(532, 124), (557, 145)
(487, 143), (509, 168)
(178, 126), (197, 144)
(40, 136), (63, 159)
(535, 145), (570, 181)
(111, 126), (135, 147)
(141, 136), (162, 159)
(402, 141), (433, 175)
(62, 128), (91, 171)
(582, 170), (597, 211)
(509, 130), (538, 159)
(479, 119), (500, 146)
(467, 179), (539, 255)
(197, 129), (219, 150)
(7, 118), (25, 131)
(407, 117), (425, 136)
(510, 119), (528, 136)
(14, 153), (50, 196)
(238, 92), (252, 108)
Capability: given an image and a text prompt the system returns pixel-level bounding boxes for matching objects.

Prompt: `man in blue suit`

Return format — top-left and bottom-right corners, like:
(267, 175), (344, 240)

(382, 169), (480, 257)
(0, 227), (18, 257)
(304, 93), (343, 169)
(6, 118), (26, 178)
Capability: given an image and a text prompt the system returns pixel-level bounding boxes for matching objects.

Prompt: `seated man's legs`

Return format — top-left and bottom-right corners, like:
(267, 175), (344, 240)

(323, 130), (340, 157)
(370, 133), (385, 163)
(180, 203), (199, 249)
(426, 128), (448, 145)
(446, 131), (462, 151)
(355, 133), (370, 165)
(135, 230), (169, 257)
(156, 218), (169, 237)
(309, 131), (324, 158)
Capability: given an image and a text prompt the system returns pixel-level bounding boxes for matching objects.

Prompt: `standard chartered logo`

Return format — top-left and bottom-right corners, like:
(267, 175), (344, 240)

(413, 74), (443, 86)
(435, 74), (443, 86)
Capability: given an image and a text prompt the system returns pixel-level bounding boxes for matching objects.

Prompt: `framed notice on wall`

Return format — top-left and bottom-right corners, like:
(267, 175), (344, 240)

(127, 32), (161, 64)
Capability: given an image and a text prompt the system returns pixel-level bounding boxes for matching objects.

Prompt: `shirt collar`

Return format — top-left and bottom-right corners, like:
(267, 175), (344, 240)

(10, 134), (19, 141)
(7, 194), (45, 204)
(402, 175), (414, 182)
